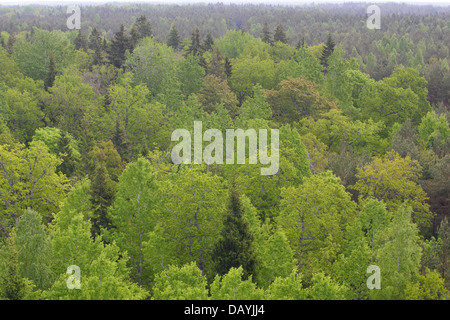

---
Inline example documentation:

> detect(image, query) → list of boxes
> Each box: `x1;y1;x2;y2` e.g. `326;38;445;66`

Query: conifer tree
88;27;101;51
108;24;131;69
211;187;256;281
167;24;180;50
44;54;56;91
135;15;152;39
224;57;232;78
112;117;130;162
129;25;140;52
74;30;88;51
320;33;336;68
187;28;202;57
261;22;272;44
57;130;78;177
203;32;214;52
6;32;15;55
273;23;287;44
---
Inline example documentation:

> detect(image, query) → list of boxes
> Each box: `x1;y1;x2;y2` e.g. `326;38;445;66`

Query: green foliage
352;151;433;228
210;266;264;300
13;28;75;81
370;205;422;300
103;158;160;286
152;262;208;300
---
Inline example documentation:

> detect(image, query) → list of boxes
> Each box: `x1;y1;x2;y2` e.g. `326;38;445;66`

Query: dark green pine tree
112;117;131;163
44;54;57;91
92;44;103;67
203;32;214;52
320;33;335;68
88;27;102;51
90;162;115;237
261;22;272;44
224;57;232;78
167;24;180;50
108;24;131;69
210;187;256;281
273;23;287;44
296;37;305;49
129;24;140;53
6;32;15;55
0;36;5;49
57;130;78;177
187;27;202;57
74;29;88;51
135;15;152;39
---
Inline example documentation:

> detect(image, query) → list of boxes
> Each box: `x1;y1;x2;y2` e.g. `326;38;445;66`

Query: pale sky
0;0;449;5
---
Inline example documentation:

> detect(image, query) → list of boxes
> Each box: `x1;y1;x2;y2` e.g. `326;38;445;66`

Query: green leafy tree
371;205;422;300
230;55;277;101
405;268;448;300
14;208;54;290
103;158;160;287
210;266;264;300
0;140;69;228
265;77;336;123
279;172;356;279
0;235;37;300
352;151;432;228
44;184;148;300
13;28;75;81
152;262;208;300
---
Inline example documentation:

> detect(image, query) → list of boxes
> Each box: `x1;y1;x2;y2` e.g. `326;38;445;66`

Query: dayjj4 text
184;304;265;317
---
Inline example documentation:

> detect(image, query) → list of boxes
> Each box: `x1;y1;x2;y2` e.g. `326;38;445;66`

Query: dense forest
0;2;449;300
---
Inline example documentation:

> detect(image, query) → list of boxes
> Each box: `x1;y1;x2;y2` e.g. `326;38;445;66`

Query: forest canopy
0;2;449;301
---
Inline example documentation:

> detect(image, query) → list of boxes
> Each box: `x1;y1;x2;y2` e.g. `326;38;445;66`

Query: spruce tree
89;27;102;51
320;33;335;68
44;54;57;91
135;15;152;39
224;57;232;78
273;23;287;44
112;117;130;162
6;32;15;55
129;25;140;52
57;130;78;177
187;27;202;57
208;46;226;79
167;24;180;50
261;22;272;44
296;37;305;49
203;32;214;52
74;29;88;51
211;187;256;281
108;24;131;69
